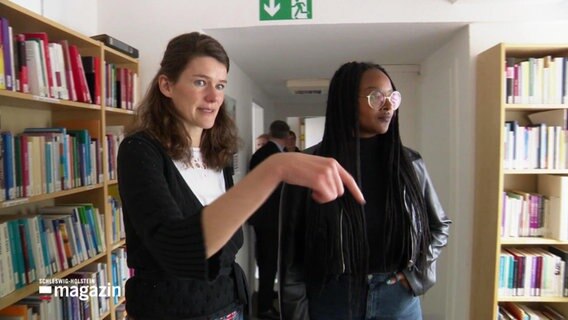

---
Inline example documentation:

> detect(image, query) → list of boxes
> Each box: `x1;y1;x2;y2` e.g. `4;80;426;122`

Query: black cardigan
117;131;247;319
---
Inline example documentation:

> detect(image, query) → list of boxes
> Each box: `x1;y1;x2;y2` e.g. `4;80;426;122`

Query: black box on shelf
91;34;139;58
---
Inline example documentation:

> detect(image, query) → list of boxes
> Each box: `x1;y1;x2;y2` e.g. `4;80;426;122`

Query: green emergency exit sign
260;0;312;21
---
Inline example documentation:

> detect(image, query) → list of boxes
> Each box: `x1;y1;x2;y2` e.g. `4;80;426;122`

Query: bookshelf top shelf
501;238;568;245
0;184;103;209
498;296;568;303
500;43;568;57
503;169;568;175
102;46;139;65
505;104;568;111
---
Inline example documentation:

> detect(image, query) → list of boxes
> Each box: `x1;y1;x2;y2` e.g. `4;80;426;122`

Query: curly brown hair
128;32;239;170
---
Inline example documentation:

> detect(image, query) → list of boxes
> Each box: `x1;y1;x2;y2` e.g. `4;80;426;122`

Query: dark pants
253;226;279;313
309;274;422;320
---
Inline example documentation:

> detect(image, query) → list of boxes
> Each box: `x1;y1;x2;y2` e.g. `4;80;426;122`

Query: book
15;34;28;93
90;34;138;58
540;305;566;320
528;109;567;128
67;44;91;103
548;246;568;297
23;32;54;98
0;221;15;296
0;19;6;90
24;39;47;97
59;40;76;101
1;17;14;91
1;132;15;200
0;304;28;320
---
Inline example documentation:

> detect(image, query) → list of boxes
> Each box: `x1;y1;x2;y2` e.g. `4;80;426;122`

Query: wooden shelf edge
501;238;568;245
505;104;568;110
111;239;126;251
499;296;568;303
0;184;104;209
112;296;126;309
0;90;102;111
105;107;135;115
504;169;568;175
102;46;139;64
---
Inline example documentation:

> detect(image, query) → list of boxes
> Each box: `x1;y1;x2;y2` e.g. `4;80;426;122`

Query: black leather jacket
278;146;451;320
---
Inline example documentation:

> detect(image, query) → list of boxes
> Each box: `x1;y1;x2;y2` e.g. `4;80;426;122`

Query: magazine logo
38;278;121;301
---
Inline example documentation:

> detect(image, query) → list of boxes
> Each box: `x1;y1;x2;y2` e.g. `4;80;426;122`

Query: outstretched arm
202;152;365;258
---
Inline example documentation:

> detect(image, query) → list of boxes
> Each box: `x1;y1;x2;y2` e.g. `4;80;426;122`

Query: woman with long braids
279;62;451;320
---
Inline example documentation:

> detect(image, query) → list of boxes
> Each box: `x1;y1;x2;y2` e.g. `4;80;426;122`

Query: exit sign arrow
264;0;281;17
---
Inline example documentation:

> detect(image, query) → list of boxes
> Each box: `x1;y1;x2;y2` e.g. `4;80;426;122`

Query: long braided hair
305;61;431;311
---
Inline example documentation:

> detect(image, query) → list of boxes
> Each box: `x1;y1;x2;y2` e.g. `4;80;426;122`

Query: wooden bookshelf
0;0;136;319
472;43;568;319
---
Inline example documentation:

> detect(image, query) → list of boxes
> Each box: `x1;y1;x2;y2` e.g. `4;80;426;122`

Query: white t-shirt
173;148;226;206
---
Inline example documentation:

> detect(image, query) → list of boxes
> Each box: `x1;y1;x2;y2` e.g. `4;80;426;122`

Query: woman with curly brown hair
117;32;364;320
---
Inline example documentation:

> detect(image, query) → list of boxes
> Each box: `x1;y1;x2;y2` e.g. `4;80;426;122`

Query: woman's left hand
387;272;410;290
396;272;411;290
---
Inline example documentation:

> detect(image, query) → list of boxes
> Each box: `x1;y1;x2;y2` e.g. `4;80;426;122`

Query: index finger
337;165;366;204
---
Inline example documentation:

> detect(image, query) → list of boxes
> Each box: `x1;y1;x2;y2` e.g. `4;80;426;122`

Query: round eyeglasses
362;90;402;110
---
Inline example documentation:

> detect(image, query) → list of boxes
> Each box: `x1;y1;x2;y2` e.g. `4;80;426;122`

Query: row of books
499;247;567;298
504;109;568;170
0;262;113;320
0;16;138;109
503;191;552;239
108;196;125;244
110;247;130;305
0;128;100;202
504;55;568;105
502;175;568;241
499;302;565;320
105;64;138;110
504;122;567;170
0;125;126;202
64;262;112;320
0;203;107;298
106;125;124;181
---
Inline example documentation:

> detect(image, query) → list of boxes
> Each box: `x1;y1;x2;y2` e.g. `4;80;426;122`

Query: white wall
420;26;472;320
275;102;325;121
12;0;98;35
385;65;421;150
222;62;275;283
43;0;97;35
304;116;325;149
10;0;40;14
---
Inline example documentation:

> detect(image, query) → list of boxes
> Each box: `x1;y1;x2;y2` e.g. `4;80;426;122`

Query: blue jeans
128;304;244;320
309;274;422;320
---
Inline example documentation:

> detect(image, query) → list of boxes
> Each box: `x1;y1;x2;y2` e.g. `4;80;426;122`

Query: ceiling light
286;79;329;95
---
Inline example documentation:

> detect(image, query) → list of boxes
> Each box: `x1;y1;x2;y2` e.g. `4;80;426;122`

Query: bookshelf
472;43;568;319
0;0;136;319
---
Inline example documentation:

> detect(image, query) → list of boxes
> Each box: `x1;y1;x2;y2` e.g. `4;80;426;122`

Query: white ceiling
206;22;467;106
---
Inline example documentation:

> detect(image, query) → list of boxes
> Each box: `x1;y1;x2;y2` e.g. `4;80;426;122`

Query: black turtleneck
359;135;405;273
